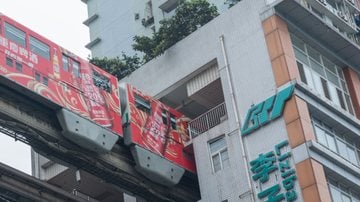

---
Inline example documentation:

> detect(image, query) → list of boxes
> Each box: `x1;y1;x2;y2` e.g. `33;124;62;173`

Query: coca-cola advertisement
124;84;196;173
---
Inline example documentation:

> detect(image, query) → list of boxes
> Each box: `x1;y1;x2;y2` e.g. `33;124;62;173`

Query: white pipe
220;35;255;201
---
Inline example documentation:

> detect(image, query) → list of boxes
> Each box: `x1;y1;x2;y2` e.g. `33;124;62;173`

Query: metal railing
188;102;227;139
72;189;99;202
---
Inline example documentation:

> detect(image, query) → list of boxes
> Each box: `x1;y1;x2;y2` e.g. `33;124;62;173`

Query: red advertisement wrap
126;84;196;173
0;15;122;137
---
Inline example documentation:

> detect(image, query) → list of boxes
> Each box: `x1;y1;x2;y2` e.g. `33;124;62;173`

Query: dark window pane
162;110;167;125
6;57;13;67
30;36;50;60
35;72;41;82
336;89;346;110
93;70;111;93
297;61;307;84
170;114;177;130
43;77;48;86
72;60;80;78
321;78;331;100
62;54;69;72
4;22;26;47
15;62;22;72
134;95;151;114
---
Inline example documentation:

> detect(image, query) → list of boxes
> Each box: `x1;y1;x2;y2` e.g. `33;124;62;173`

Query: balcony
272;0;360;72
188;102;227;139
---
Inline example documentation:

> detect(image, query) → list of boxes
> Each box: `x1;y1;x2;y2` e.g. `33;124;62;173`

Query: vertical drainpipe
220;35;255;201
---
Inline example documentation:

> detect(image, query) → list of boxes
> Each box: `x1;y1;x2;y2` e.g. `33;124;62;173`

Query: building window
291;34;354;115
328;178;360;202
170;113;177;130
4;22;26;47
209;136;229;173
312;118;360;167
29;36;50;60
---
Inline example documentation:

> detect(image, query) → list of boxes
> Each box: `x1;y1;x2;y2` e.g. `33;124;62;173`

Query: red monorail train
0;14;195;186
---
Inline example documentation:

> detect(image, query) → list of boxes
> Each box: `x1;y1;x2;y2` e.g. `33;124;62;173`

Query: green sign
250;140;297;202
241;84;294;136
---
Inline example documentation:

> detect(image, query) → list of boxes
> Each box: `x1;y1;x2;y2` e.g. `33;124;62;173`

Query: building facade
35;0;360;201
120;0;360;201
81;0;233;57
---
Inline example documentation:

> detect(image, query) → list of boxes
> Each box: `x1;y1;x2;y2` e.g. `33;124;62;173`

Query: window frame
291;34;355;115
208;136;229;173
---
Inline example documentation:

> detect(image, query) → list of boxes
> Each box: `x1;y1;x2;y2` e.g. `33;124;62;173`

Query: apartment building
34;0;360;201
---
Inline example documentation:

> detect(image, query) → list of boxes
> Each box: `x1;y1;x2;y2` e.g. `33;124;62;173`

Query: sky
0;0;90;174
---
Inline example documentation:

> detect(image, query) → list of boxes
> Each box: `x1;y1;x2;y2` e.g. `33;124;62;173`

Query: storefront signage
250;140;297;202
241;84;294;136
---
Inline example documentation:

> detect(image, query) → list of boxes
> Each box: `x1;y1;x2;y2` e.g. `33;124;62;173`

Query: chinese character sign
250;140;297;202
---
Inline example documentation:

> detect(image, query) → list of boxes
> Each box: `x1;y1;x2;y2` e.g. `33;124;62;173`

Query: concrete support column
262;15;332;202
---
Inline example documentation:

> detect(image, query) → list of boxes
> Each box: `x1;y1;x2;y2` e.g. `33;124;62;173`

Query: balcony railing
188;102;227;139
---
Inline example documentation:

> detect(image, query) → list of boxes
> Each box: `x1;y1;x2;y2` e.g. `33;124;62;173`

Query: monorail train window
72;60;80;78
35;72;41;82
134;94;151;114
15;62;22;72
170;114;177;130
30;36;50;60
92;70;111;92
43;77;48;86
6;56;13;67
162;110;168;124
62;54;69;72
4;22;26;47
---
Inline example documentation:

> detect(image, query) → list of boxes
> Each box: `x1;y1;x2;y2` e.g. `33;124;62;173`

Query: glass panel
297;61;308;84
4;22;26;47
336;89;346;110
341;81;348;92
322;57;337;74
328;83;340;105
210;138;226;153
291;35;306;52
294;48;309;66
62;54;69;72
321;78;331;100
15;62;22;72
337;140;348;160
35;72;41;82
346;146;358;165
304;67;315;89
307;46;321;63
315;125;327;146
344;94;354;115
221;149;230;168
170;114;177;130
326;69;340;87
212;154;221;172
330;186;342;202
326;133;337;152
6;57;13;67
134;95;151;113
29;36;50;60
93;70;111;93
310;59;325;77
43;77;48;86
341;194;351;202
72;60;80;78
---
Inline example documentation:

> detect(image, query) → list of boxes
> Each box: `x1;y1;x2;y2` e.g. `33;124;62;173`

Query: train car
0;14;122;153
0;14;196;186
120;84;196;186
